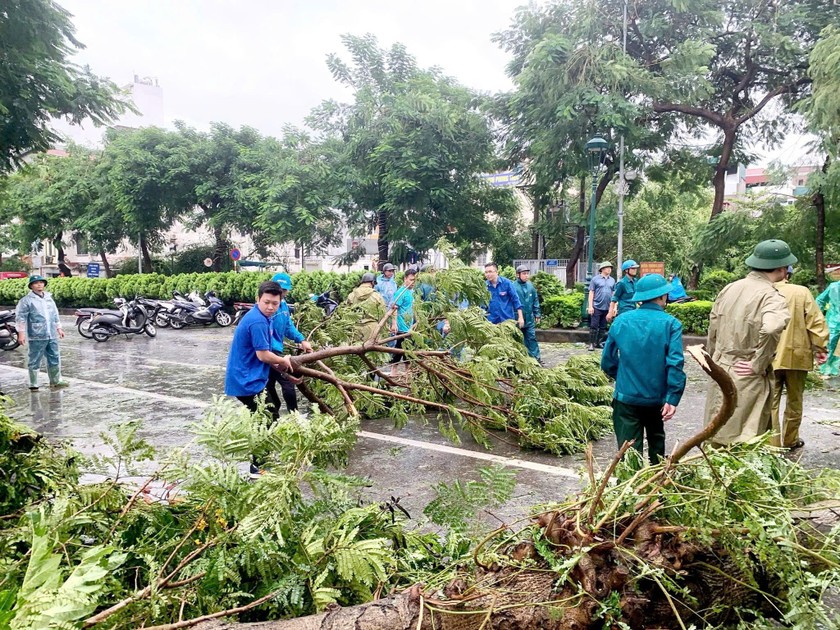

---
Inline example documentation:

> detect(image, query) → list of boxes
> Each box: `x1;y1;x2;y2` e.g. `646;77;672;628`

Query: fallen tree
192;346;840;630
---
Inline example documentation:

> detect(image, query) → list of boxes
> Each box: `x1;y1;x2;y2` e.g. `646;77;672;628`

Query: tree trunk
99;249;112;278
566;177;588;289
377;210;389;267
212;223;226;273
195;591;425;630
531;203;540;259
688;263;702;290
710;126;737;220
140;233;154;273
814;154;830;291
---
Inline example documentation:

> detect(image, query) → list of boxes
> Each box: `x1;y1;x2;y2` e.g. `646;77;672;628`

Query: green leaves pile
0;400;460;628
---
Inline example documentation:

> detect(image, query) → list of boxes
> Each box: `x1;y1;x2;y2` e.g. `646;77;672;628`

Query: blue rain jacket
601;302;686;407
270;301;305;353
375;274;397;305
16;290;62;340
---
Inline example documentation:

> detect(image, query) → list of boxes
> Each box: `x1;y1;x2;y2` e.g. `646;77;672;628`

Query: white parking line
0;364;579;477
357;431;579;478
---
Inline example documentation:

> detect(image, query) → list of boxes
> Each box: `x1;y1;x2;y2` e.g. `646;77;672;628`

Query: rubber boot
28;368;40;390
47;364;68;388
587;328;596;351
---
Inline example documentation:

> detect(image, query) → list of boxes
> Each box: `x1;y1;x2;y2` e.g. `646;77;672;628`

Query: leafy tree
102;127;196;272
2;146;95;267
493;0;839;286
798;25;840;289
0;0;129;171
249;129;346;261
310;34;517;265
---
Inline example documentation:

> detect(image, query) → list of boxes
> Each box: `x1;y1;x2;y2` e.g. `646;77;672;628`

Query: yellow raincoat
345;284;386;343
704;272;791;445
772;281;828;372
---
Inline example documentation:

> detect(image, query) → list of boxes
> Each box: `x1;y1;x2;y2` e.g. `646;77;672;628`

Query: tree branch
652;102;725;128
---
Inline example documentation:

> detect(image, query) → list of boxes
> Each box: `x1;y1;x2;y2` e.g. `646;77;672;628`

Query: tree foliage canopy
0;0;129;171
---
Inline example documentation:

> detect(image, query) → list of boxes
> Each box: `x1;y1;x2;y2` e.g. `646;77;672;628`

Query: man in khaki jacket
704;240;794;446
771;267;829;448
345;273;387;343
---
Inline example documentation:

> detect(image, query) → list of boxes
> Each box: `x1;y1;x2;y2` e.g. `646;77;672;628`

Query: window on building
75;236;89;255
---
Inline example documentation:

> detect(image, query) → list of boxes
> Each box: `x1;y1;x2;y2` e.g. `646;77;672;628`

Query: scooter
75;298;128;338
88;298;156;342
0;310;20;351
152;291;190;328
168;291;231;328
313;290;339;317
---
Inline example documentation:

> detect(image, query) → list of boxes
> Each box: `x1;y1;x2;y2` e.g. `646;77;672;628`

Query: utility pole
616;0;628;271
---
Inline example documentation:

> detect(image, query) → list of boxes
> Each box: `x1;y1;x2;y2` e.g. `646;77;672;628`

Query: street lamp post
585;135;609;281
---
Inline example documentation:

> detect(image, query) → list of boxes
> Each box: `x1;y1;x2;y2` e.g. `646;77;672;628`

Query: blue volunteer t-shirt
224;305;273;397
486;276;523;324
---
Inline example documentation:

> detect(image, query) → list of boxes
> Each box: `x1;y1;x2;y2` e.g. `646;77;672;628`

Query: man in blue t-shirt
267;273;314;414
484;263;524;328
224;281;292;413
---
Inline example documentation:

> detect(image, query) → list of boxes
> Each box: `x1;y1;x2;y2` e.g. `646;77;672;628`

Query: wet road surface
1;316;839;525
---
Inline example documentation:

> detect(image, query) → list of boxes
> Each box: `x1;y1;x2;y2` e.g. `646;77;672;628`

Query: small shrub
531;272;565;301
686;289;714;301
666;301;713;336
540;292;585;328
698;270;737;295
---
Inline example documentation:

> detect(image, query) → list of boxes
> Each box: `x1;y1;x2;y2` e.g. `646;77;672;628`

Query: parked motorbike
75;298;128;338
168;291;231;328
313;290;339;317
0;310;20;351
88;298;157;342
152;291;190;328
232;302;253;326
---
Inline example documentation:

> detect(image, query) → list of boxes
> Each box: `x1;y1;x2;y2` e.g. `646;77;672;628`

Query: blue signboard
230;248;242;261
545;259;559;267
86;263;100;278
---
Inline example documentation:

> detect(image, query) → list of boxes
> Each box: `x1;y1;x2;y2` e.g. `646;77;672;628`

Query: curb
536;328;707;349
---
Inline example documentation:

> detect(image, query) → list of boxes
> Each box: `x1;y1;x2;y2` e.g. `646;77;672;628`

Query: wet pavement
1;316;839;525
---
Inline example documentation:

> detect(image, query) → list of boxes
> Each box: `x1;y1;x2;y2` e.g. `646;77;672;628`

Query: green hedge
665;301;713;336
698;270;737;295
0;270;377;309
540;292;586;329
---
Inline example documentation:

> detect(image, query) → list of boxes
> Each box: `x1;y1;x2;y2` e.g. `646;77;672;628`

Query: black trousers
267;370;298;412
589;308;609;345
390;337;406;363
612;399;666;465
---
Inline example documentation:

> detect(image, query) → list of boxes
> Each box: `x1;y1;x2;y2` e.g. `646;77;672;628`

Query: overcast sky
56;0;519;139
54;0;813;165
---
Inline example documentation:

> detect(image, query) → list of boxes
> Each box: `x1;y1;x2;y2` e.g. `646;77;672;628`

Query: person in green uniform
600;274;686;464
608;260;639;321
513;265;542;362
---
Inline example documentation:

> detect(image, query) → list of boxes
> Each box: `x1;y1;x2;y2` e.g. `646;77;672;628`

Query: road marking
0;365;211;408
357;430;579;478
0;365;579;477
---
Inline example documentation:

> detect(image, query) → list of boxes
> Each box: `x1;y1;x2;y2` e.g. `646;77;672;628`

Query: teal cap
271;272;293;291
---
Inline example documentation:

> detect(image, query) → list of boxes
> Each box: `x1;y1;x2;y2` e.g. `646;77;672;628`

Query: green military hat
598;261;613;271
631;273;673;302
745;239;797;270
28;274;48;287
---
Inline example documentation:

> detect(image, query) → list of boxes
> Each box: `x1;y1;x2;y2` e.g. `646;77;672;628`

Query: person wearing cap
267;273;313;415
703;239;794;447
587;261;616;350
345;272;386;342
513;265;542;361
375;263;398;305
816;279;840;378
16;275;68;390
601;274;685;464
484;263;525;328
770;266;828;449
608;260;640;321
